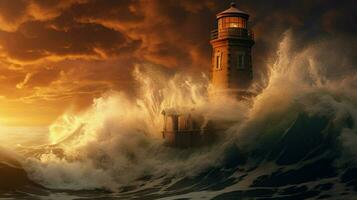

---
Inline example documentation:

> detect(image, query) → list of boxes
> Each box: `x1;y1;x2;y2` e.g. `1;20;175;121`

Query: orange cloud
0;0;354;126
16;72;32;89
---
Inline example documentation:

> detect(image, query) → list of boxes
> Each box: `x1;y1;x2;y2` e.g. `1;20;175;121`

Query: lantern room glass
218;17;247;33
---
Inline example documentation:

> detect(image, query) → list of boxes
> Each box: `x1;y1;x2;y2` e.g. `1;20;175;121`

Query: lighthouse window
215;52;222;70
237;54;245;69
228;17;239;28
220;17;246;29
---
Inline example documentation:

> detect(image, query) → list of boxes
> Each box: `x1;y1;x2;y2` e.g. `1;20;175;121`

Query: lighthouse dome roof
217;2;249;19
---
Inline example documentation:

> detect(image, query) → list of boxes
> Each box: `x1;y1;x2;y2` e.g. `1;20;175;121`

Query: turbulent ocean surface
1;33;356;200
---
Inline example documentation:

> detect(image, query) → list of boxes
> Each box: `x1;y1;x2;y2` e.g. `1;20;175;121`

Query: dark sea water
1;109;357;200
1;33;356;200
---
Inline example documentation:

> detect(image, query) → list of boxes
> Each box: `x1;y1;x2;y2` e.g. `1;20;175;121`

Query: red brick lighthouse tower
210;2;254;98
162;2;256;147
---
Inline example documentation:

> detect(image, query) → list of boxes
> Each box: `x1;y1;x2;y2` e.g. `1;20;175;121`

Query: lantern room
211;2;253;40
217;2;249;32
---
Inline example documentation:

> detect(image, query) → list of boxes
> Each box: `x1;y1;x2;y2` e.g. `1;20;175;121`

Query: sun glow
0;125;48;147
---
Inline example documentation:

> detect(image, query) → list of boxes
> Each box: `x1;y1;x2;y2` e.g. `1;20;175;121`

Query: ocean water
0;32;356;200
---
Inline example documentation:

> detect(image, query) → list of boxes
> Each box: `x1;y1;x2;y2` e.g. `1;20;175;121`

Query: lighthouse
210;2;254;98
161;3;255;147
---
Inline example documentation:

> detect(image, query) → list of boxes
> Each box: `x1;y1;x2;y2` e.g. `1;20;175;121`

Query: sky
0;0;355;127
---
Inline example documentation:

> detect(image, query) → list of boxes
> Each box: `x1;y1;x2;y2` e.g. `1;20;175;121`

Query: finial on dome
230;2;236;8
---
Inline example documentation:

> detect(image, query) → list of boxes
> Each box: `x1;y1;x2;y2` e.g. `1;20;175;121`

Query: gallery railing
211;28;254;40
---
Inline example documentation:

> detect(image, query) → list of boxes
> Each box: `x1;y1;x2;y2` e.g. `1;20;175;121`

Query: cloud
0;20;140;63
16;72;32;89
0;0;355;125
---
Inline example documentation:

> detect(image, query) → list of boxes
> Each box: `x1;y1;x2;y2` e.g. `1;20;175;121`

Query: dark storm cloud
0;0;217;68
0;13;141;62
0;0;355;109
0;0;28;23
0;0;355;64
